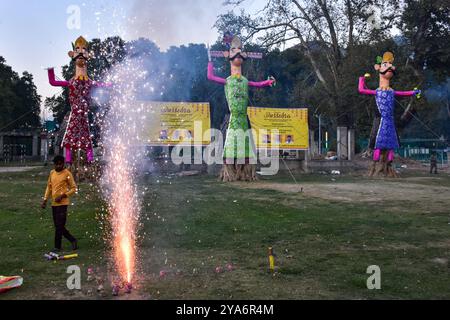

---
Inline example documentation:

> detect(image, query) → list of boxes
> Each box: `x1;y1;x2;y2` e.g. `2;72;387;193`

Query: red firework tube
124;282;133;294
112;284;120;296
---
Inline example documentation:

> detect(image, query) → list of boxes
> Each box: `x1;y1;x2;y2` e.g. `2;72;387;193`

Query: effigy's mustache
72;54;88;62
379;67;396;75
229;53;248;61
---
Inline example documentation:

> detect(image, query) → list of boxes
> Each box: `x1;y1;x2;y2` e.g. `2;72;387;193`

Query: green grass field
1;166;450;300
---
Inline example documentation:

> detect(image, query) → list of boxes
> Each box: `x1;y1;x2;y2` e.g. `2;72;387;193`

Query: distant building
0;129;41;162
0;121;59;163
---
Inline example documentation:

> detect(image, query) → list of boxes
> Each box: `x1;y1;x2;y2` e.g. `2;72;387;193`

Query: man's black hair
53;155;65;164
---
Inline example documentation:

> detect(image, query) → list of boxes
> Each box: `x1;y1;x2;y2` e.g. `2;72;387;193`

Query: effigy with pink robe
48;68;110;163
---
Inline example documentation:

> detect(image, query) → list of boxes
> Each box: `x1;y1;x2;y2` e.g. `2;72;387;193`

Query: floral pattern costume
63;77;94;154
223;75;256;161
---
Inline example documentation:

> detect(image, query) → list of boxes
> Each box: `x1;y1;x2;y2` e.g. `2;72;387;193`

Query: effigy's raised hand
268;76;277;87
414;88;422;99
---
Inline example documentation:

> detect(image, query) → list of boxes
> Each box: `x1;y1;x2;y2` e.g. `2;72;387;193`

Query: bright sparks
99;57;147;285
107;143;137;283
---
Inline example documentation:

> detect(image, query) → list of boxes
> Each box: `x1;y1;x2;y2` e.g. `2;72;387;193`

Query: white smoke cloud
127;0;231;50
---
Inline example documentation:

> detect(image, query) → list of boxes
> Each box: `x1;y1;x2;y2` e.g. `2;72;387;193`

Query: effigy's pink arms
394;90;416;97
207;62;226;85
358;77;376;95
249;79;274;88
93;81;113;88
48;68;69;87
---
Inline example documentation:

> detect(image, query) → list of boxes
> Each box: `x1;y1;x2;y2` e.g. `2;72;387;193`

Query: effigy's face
231;55;243;67
229;46;247;67
68;46;90;69
375;61;396;81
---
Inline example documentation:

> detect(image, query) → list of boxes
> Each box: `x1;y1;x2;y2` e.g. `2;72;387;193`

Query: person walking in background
41;155;78;252
430;153;438;174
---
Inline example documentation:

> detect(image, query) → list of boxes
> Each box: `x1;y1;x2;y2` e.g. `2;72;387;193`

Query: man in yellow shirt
41;155;78;252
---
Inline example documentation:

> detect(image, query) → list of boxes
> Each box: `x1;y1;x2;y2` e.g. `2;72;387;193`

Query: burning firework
105;142;138;284
99;57;148;292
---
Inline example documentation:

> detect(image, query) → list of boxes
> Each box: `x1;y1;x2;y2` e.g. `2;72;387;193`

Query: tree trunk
218;164;258;182
367;150;399;178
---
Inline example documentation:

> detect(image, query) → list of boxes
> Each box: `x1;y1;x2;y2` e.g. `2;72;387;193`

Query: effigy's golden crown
73;36;89;49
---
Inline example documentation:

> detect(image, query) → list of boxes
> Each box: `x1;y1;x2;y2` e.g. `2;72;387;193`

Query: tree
0;56;20;129
395;0;450;141
400;0;450;81
14;72;41;128
0;56;41;131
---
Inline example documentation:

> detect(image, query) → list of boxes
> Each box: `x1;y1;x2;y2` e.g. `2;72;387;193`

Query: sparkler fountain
99;57;148;296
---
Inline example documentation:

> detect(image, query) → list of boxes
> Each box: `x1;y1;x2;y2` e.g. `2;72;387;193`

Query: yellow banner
140;102;211;146
248;107;309;150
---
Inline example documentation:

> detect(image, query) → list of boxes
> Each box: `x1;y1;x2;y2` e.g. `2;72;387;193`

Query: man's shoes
71;240;78;251
51;248;62;253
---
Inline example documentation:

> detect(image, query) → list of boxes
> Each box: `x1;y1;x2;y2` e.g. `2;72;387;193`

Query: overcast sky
0;0;264;119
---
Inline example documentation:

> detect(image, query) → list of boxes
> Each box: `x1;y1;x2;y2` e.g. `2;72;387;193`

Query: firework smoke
128;0;229;50
99;57;148;285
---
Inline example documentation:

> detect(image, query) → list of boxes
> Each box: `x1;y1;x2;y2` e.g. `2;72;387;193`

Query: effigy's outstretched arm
395;89;421;97
48;68;69;87
358;76;376;95
248;79;275;88
207;62;226;85
93;81;113;88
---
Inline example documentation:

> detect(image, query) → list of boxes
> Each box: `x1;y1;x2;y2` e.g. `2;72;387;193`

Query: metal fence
3;144;27;164
357;138;448;164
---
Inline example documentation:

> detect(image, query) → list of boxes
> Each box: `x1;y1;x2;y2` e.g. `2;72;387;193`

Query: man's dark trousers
430;162;438;174
52;206;76;250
